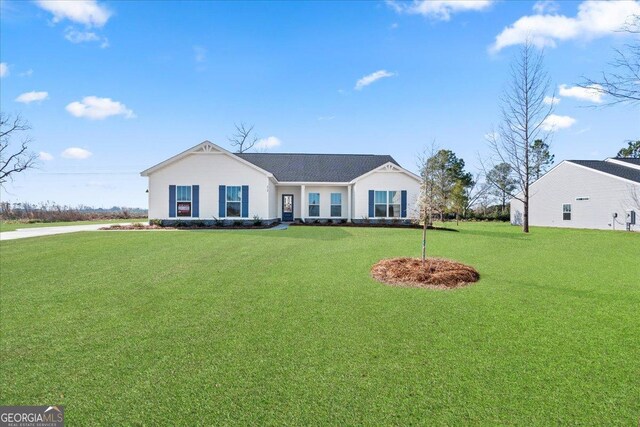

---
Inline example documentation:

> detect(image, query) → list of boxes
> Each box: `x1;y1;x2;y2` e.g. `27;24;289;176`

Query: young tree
417;145;440;266
486;163;517;213
1;113;37;186
617;140;640;158
228;122;258;153
579;15;639;106
530;139;554;180
485;40;554;233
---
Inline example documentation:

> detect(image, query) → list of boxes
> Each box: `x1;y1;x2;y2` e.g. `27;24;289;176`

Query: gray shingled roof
236;153;399;182
614;157;640;166
569;160;640;183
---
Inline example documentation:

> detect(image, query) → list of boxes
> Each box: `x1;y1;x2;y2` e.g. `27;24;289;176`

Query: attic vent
576;196;590;201
201;144;215;152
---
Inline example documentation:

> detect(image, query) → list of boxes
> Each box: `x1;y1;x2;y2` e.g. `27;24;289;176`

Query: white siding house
141;141;421;224
510;158;640;231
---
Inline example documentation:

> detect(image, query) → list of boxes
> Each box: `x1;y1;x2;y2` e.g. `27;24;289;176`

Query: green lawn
1;223;638;425
0;218;146;232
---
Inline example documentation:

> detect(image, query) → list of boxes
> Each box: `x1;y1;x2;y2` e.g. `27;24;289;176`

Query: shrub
149;219;163;227
253;215;263;226
233;220;243;227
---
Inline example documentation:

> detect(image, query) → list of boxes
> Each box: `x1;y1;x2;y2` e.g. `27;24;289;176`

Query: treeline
418;139;553;224
0;201;147;223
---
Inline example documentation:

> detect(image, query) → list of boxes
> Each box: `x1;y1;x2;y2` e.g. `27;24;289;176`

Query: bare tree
1;113;37;186
485;40;555;233
462;173;490;216
228;122;258;153
579;15;640;106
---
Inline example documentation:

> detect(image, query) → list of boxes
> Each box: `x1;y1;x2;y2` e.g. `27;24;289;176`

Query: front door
282;194;294;222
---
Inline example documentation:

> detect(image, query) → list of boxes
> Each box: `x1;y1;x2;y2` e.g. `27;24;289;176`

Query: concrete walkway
0;223;134;241
269;223;289;230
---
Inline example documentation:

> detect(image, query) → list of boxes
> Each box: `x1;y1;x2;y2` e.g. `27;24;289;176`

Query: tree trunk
422;206;428;267
523;183;529;233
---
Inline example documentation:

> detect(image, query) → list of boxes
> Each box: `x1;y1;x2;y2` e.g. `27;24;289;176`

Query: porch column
301;184;306;222
347;184;352;222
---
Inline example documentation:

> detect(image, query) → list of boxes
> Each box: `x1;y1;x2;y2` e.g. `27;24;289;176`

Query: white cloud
558;84;604;103
541;114;576;131
36;0;111;27
255;136;282;150
388;0;493;21
39;151;54;161
15;91;49;104
0;63;8;78
533;0;559;14
491;0;640;52
543;95;560;105
61;147;93;159
355;70;396;90
19;69;34;77
66;96;135;120
64;27;109;47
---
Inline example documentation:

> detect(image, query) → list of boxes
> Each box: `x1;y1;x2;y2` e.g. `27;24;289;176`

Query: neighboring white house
510;157;640;231
140;141;421;224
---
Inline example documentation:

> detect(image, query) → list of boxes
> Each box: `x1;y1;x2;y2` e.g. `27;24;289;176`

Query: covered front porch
275;183;353;222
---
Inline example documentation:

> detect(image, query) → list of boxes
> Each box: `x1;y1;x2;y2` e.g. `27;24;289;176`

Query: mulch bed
99;224;276;230
100;224;165;230
371;257;480;290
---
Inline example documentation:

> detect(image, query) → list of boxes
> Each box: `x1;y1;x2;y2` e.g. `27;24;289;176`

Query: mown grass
1;223;638;425
0;218;146;232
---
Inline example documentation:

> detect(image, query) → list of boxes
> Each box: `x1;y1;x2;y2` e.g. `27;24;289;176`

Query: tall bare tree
1;113;37;186
579;15;640;106
228;122;258;153
485;40;554;233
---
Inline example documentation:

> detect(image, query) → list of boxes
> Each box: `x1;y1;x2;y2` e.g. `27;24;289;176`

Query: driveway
0;223;135;241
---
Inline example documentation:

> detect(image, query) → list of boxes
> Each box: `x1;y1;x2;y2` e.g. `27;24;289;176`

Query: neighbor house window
226;186;242;217
331;193;342;217
309;193;320;217
563;204;571;221
176;185;192;217
374;190;401;218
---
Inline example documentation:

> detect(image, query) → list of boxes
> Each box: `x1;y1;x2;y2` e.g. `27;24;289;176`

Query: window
374;190;401;218
176;185;192;217
226;186;242;217
309;193;320;217
388;191;401;218
563;204;571;221
330;193;342;217
576;196;590;201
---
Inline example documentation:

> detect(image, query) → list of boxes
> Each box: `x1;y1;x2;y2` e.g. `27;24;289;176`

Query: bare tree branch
0;112;38;186
227;122;258;153
578;14;640;107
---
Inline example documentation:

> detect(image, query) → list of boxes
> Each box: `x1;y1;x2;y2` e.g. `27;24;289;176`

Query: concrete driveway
0;223;135;241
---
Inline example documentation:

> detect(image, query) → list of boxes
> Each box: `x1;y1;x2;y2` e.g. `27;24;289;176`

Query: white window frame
330;193;342;217
176;185;192;218
374;190;401;218
309;192;320;217
226;186;243;218
562;203;572;221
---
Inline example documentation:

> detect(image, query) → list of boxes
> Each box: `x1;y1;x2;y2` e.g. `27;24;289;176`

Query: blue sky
1;0;638;208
